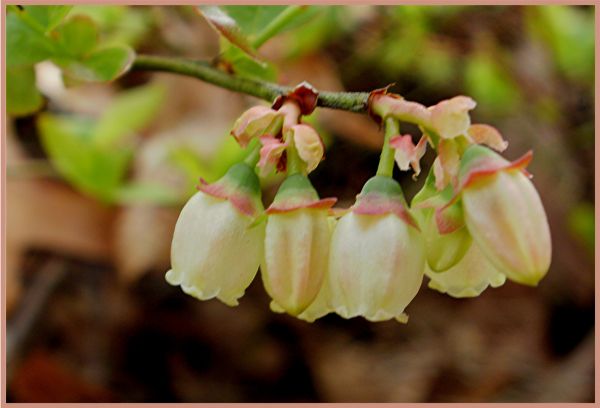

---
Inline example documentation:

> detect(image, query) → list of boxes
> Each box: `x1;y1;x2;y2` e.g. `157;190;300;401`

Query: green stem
244;139;261;167
132;54;369;112
252;6;308;49
285;132;304;176
376;117;399;177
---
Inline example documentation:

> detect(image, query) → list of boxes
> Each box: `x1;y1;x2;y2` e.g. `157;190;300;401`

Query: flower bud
166;163;265;306
261;174;336;315
289;124;324;173
412;169;472;272
231;106;283;147
459;145;551;286
426;242;506;298
326;176;425;322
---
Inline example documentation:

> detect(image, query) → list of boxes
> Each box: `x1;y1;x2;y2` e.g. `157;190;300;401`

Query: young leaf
57;44;135;82
198;6;260;60
7;66;44;116
93;83;166;147
53;15;98;58
38;114;132;202
18;5;73;32
221;42;277;82
6;13;55;67
223;5;308;48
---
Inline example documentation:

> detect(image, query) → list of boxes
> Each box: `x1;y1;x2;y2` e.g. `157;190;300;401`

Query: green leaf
221;41;277;82
38;114;132;202
93;83;166;147
198;6;260;60
527;6;594;85
464;52;521;116
19;5;73;32
7;66;44;116
6;12;55;67
220;6;287;38
56;44;135;82
115;182;179;205
567;202;595;256
53;15;98;58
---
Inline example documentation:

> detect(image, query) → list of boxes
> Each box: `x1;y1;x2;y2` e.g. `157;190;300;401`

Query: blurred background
5;5;595;402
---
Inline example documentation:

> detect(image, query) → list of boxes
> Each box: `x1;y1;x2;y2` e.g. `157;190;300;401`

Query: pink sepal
352;193;419;230
430;150;533;234
197;178;258;217
459;150;533;191
266;197;337;214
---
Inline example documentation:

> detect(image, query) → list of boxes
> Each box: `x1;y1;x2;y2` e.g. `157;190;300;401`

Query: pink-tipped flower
459;145;552;286
231;106;283;147
166;163;265;306
261;174;336;315
426;242;506;298
326;176;425;322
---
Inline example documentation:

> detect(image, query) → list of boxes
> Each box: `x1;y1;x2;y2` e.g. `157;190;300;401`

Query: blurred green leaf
6;12;55;67
283;7;345;59
220;6;288;37
527;6;594;85
70;5;152;47
93;83;166;147
56;44;135;82
198;6;260;60
567;202;595;255
18;5;73;32
38;114;132;202
464;52;521;116
221;41;278;82
54;15;98;57
7;66;44;116
115;182;179;205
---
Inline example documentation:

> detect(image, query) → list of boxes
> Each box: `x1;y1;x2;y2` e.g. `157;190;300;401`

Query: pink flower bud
166;163;265;306
459;146;552;286
231;106;283;147
261;175;336;315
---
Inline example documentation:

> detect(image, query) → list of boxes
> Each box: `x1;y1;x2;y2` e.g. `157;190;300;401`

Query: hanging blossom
165;82;552;324
166;163;265;306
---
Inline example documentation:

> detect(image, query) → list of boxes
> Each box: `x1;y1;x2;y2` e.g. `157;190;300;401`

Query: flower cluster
166;84;552;323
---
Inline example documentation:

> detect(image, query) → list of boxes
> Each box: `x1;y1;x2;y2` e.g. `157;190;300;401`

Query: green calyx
458;144;506;181
359;175;406;202
273;173;319;204
220;162;262;198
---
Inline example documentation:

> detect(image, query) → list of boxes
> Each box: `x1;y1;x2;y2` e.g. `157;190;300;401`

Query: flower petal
429;95;476;139
231;106;282;147
257;135;287;177
467;124;508;152
390;134;428;178
290;124;324;173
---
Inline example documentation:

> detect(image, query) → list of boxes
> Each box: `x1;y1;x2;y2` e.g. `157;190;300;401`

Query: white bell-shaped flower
261;174;336;315
166;163;265;306
326;176;426;322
